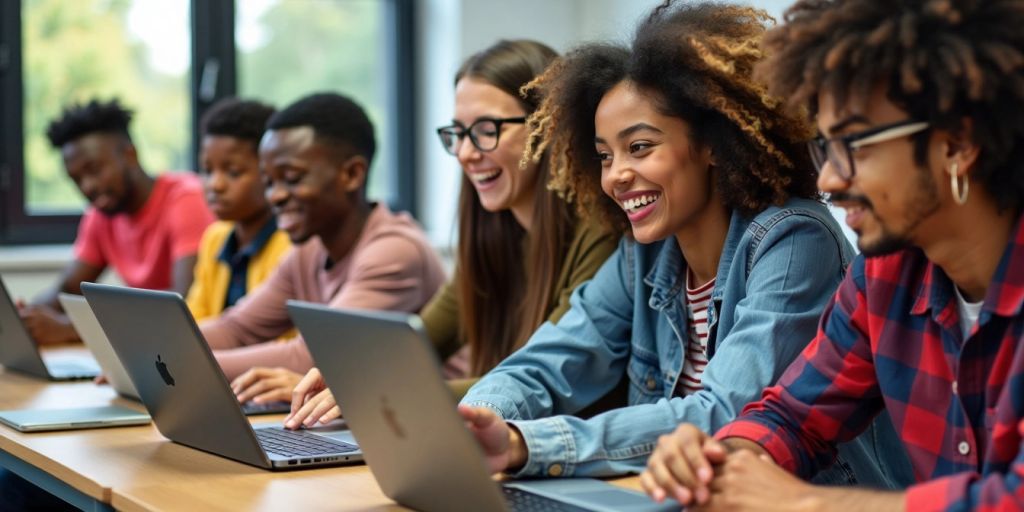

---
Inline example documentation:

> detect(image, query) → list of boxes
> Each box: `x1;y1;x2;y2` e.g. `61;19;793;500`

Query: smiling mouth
470;169;502;185
621;193;660;213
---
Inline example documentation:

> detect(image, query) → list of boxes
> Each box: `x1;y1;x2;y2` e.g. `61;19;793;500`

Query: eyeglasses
808;120;930;181
436;117;526;156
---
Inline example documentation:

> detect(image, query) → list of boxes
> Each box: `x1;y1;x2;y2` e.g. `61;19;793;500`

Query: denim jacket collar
643;210;750;311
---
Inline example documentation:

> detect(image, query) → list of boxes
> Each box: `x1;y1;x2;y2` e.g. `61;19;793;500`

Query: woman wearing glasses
272;40;618;428
452;1;911;487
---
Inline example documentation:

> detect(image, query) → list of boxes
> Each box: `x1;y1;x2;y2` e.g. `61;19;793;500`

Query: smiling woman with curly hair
455;0;912;488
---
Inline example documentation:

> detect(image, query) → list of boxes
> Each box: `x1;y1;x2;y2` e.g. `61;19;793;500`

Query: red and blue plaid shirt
717;216;1024;511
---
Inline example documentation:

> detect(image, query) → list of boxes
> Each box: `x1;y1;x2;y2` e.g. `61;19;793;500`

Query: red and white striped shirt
676;271;715;396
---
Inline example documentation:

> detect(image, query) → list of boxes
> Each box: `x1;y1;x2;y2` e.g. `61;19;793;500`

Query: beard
836;165;941;257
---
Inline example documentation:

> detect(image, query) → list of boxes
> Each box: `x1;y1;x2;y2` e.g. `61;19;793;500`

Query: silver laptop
0;405;150;432
60;293;140;399
0;277;99;381
81;283;363;470
58;293;289;415
289;302;678;512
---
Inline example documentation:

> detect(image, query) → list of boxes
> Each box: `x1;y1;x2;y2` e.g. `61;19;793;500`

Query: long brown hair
454;40;574;376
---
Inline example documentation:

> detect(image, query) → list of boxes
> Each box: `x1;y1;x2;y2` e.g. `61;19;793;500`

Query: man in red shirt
18;99;213;345
640;1;1024;511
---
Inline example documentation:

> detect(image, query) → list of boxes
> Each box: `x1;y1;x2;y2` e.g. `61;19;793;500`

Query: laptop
289;302;678;512
58;293;289;416
0;405;150;432
0;277;100;380
80;282;363;470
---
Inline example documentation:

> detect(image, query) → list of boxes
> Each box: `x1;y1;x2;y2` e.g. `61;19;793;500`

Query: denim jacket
462;198;913;485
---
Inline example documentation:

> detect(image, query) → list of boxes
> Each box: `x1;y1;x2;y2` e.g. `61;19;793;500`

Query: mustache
829;192;873;209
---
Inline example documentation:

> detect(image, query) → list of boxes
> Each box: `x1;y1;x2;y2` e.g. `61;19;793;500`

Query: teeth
471;169;501;183
623;194;659;212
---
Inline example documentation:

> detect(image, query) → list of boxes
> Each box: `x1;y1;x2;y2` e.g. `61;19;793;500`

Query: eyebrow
594;123;663;145
826;115;872;136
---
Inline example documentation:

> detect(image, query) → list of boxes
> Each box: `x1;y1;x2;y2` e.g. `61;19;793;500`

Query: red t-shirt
73;172;214;289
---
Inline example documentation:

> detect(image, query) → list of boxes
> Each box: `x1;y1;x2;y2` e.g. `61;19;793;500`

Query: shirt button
952;381;958;394
548;464;564;477
958;441;970;455
646;377;657;390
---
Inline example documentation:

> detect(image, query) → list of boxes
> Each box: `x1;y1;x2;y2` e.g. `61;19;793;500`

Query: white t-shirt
953;286;983;340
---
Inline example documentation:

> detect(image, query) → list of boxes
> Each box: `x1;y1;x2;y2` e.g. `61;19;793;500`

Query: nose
601;157;635;194
206;170;228;194
79;175;99;199
265;179;289;207
455;135;481;165
816;159;849;195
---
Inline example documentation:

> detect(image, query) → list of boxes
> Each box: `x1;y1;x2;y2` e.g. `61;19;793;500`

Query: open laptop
81;282;363;470
289;302;678;512
58;293;289;416
0;277;99;380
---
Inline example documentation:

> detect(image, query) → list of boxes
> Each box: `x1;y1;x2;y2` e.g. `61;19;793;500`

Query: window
0;0;414;245
236;0;398;203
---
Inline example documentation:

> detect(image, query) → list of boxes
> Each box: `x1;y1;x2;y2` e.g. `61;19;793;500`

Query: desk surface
0;360;642;511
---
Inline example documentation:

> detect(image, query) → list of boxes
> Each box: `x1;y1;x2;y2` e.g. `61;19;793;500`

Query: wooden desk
0;369;644;511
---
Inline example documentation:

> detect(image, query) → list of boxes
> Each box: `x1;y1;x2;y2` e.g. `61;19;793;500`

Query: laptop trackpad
507;478;680;512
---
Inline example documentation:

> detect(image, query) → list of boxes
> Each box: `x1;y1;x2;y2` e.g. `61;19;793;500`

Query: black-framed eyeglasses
809;120;930;181
436;117;526;156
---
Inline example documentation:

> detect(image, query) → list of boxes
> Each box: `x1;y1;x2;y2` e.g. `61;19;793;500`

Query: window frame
0;0;416;245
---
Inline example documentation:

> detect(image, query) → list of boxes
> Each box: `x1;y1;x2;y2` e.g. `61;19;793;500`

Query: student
18;98;213;345
454;1;909;488
186;98;292;322
640;0;1024;509
253;40;618;424
199;92;446;380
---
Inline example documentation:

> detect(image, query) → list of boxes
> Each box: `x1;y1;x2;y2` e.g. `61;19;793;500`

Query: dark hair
200;98;276;149
526;1;819;235
46;98;134;148
452;39;571;376
266;92;376;165
757;0;1024;212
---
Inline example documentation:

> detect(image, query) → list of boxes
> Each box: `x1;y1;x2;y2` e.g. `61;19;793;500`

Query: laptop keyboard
502;486;593;512
254;427;358;457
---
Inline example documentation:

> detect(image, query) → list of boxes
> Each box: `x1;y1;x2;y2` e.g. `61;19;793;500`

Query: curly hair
756;0;1024;212
46;98;133;148
200;98;276;149
524;1;818;234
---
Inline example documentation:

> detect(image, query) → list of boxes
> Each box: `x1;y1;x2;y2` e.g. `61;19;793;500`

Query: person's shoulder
157;172;205;200
364;203;432;246
200;220;234;245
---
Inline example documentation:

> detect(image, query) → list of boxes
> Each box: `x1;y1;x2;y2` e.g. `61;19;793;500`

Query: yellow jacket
186;220;292;322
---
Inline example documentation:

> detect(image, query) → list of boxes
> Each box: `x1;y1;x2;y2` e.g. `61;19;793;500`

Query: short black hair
46;98;133;148
266;92;376;165
200;98;276;149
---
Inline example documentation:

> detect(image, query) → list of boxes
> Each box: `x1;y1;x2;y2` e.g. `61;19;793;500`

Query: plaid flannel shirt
717;216;1024;511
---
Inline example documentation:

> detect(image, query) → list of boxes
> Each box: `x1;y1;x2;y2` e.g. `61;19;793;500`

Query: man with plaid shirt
640;0;1024;510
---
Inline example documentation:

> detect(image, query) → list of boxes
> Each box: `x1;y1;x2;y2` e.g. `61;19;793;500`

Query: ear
337;154;369;194
121;141;140;168
944;118;980;178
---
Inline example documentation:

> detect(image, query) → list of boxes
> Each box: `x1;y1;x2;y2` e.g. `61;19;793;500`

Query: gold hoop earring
950;162;968;206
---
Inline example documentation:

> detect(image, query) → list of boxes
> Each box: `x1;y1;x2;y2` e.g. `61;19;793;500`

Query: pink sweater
201;204;446;379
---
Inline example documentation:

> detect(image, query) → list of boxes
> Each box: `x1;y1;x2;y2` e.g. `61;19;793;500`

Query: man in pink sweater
200;92;445;381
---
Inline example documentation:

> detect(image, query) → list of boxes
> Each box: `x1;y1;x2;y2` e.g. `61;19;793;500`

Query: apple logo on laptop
380;396;405;439
155;355;175;386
